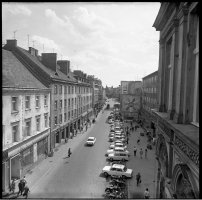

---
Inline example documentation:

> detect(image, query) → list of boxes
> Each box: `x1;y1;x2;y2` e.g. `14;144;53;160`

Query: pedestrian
144;188;150;199
68;148;72;157
134;146;137;156
140;148;143;159
10;179;15;193
126;137;129;144
44;148;48;158
23;184;30;199
145;149;148;158
21;176;27;191
17;180;24;196
136;173;141;186
137;138;140;145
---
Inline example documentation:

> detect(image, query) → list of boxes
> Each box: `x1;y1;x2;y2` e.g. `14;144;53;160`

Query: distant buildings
120;81;142;120
140;71;158;136
2;39;103;193
153;2;199;198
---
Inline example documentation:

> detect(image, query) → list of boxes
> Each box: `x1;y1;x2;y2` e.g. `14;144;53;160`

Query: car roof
114;147;124;150
112;164;125;169
88;137;95;139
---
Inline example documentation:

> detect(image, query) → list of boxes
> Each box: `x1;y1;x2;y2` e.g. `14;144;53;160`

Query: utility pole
13;30;17;39
27;34;30;48
32;40;35;48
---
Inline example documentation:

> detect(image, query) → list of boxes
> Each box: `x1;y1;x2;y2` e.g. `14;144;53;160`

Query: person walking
136;173;141;186
144;188;150;199
10;179;15;193
145;149;148;159
23;184;30;199
68;148;72;158
140;148;143;159
21;176;27;192
137;138;140;145
17;180;24;196
134;146;137;156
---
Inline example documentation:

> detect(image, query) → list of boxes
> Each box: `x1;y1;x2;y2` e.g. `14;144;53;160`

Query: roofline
142;70;158;80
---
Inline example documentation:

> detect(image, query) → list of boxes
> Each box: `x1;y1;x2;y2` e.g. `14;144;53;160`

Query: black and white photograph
2;2;199;199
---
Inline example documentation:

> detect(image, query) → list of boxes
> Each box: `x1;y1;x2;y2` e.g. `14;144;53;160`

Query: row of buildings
2;39;105;192
108;2;199;199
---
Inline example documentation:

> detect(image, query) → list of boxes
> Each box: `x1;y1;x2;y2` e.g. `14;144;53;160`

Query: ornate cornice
175;136;199;167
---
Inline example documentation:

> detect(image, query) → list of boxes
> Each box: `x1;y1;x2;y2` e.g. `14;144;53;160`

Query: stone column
173;6;189;123
158;38;166;112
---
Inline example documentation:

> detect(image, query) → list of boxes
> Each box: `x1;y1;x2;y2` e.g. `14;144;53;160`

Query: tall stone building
153;2;199;198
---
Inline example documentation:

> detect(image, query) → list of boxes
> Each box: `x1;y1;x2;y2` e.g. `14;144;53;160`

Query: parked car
106;147;129;156
86;137;96;146
109;142;127;149
108;152;129;161
102;164;133;178
113;136;126;142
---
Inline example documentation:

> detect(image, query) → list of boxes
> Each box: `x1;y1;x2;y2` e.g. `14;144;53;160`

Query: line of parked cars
101;111;133;198
102;112;133;179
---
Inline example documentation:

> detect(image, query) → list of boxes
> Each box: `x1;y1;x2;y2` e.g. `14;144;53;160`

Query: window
59;85;62;94
54;100;58;110
36;95;40;108
68;86;70;94
71;110;73;117
12;123;19;142
64;99;67;108
54;85;58;94
36;117;40;132
68;99;70;107
44;114;48;128
55;116;57;125
64;86;67;94
60;100;62;109
11;97;18;112
59;114;62;124
25;119;31;136
72;86;74;94
64;113;67;122
68;112;70;120
25;96;30;109
44;95;48;107
75;98;76;105
71;98;74;108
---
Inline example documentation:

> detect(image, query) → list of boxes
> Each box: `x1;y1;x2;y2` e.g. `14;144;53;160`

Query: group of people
133;146;148;159
10;176;30;198
124;120;151;199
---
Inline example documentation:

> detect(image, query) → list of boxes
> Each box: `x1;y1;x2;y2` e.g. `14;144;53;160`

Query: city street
26;106;112;198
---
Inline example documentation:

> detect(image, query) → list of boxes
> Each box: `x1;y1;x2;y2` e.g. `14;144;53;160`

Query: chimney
6;39;17;48
41;53;57;71
29;47;38;57
57;60;70;75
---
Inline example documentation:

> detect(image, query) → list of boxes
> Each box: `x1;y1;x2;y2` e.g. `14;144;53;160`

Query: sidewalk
126;122;157;199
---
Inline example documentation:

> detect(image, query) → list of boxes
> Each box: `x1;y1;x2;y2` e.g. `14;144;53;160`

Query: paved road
29;104;114;198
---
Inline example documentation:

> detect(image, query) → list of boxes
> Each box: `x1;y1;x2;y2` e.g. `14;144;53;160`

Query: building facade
140;71;158;136
153;2;199;198
120;81;142;120
2;48;51;192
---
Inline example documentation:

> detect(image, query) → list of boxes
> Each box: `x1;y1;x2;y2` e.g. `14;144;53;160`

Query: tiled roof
16;47;77;83
2;49;48;89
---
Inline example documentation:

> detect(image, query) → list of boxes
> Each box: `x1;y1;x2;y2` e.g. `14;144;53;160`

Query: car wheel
104;172;108;177
122;175;127;179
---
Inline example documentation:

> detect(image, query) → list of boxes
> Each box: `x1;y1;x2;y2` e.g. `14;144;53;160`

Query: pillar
173;6;189;123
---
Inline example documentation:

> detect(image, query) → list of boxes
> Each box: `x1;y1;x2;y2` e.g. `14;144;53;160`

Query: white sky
2;2;160;87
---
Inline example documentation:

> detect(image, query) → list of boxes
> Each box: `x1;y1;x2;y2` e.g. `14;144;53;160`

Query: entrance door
11;155;21;180
56;132;60;143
